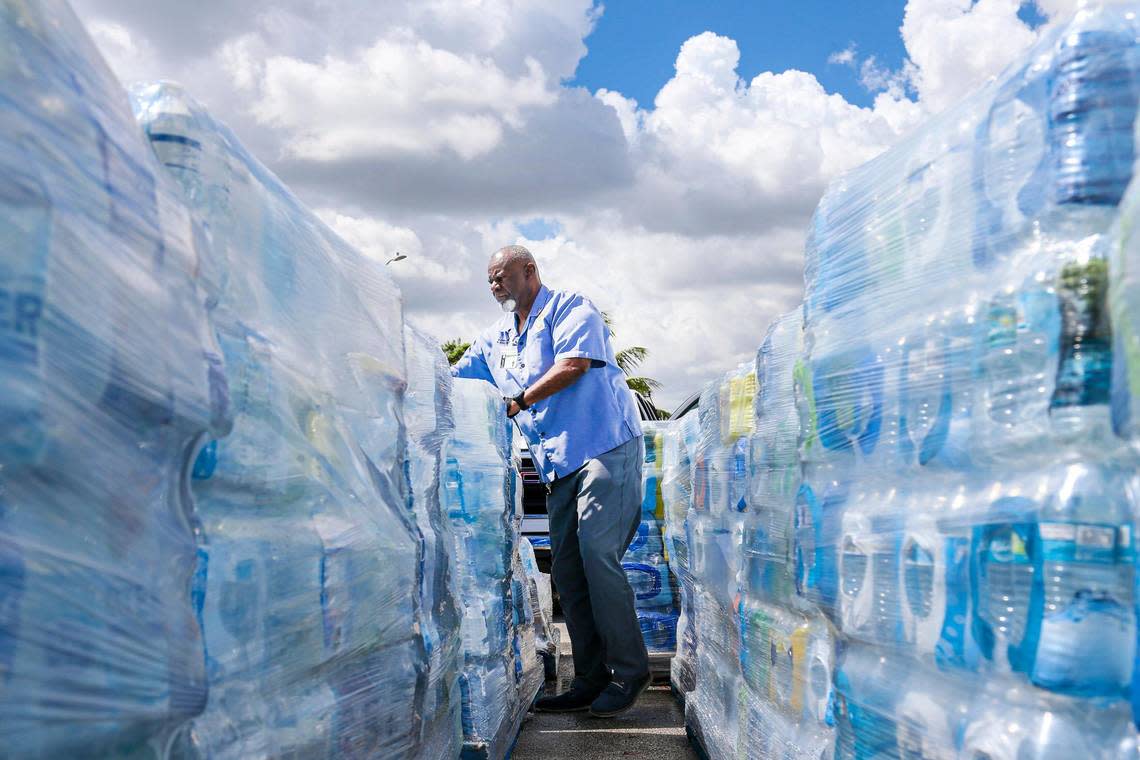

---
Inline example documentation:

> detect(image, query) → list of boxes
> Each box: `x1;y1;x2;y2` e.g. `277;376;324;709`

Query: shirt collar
503;285;553;338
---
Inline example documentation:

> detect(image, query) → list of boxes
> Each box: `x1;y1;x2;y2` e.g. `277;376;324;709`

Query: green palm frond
601;310;615;338
441;338;471;365
625;376;662;397
615;345;648;374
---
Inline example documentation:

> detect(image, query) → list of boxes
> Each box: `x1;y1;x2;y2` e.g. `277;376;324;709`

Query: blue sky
573;1;1049;109
572;0;911;108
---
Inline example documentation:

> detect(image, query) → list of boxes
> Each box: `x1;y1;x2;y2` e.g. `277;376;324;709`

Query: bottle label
0;283;43;359
1039;520;1131;564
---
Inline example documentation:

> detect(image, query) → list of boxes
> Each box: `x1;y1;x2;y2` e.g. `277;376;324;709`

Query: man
452;244;650;717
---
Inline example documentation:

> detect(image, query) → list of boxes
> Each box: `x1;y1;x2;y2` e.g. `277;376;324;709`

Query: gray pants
547;435;648;685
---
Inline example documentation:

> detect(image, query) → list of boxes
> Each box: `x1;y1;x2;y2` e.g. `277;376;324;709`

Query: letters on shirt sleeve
450;333;496;383
551;293;608;368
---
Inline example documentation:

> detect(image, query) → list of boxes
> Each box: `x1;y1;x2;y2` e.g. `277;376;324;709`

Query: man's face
487;258;530;311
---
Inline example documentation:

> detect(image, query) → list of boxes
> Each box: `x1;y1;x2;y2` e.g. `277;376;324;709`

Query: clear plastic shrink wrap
132;83;425;758
665;2;1140;757
403;324;464;760
518;533;560;679
510;544;544;715
622;421;682;653
738;311;837;760
444;378;540;759
684;361;755;759
663;412;701;695
0;3;229;756
796;1;1140;757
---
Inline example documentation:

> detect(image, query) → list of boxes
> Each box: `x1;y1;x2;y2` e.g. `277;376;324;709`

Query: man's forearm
509;358;590;415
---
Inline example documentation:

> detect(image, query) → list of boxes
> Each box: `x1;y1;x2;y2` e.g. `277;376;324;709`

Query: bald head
487;244;542;319
489;244;537;271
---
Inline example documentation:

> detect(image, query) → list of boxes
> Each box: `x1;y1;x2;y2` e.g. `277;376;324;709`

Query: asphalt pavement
511;624;698;760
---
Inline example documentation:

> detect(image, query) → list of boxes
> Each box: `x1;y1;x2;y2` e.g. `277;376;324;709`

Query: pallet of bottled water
445;379;544;760
622;422;683;658
0;2;482;757
669;2;1140;758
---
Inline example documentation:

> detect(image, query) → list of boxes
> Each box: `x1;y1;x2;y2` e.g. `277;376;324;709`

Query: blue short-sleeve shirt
452;285;643;482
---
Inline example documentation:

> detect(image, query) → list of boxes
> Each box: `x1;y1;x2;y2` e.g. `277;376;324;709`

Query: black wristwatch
512;390;529;411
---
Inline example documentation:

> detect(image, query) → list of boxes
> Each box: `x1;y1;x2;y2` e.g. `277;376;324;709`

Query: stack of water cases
518;531;561;679
510;542;545;715
622;421;682;653
133;83;427;758
739;312;837;759
684;362;756;758
660;3;1140;757
0;2;229;755
796;2;1140;757
445;378;542;759
404;324;464;759
662;412;702;695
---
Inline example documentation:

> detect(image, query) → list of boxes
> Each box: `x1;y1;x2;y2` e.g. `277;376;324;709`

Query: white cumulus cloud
250;37;554;161
69;0;1096;407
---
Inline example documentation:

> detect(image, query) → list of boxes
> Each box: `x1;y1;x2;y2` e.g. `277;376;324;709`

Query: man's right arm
451;337;494;383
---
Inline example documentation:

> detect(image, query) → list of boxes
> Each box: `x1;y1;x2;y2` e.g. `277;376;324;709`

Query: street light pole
385;251;407;266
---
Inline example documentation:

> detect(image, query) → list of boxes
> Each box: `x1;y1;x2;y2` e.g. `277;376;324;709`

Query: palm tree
441;338;470;365
601;312;667;417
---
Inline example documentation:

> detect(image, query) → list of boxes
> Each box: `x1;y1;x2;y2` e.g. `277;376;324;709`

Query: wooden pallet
669;680;686;709
685;725;712;760
648;651;673;684
460;676;544;760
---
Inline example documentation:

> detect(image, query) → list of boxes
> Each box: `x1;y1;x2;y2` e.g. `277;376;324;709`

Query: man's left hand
506;399;521;418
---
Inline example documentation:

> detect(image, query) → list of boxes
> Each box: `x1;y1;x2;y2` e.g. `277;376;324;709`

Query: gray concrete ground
512;623;697;760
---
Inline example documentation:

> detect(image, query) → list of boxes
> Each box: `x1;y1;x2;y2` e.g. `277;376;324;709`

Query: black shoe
534;677;608;713
588;672;651;717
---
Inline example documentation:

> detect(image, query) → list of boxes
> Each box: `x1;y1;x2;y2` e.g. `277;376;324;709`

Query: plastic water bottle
739;687;835;760
1050;254;1114;439
625;518;666;562
896;329;953;471
1047;4;1140;209
961;691;1103;760
833;643;900;760
894;311;978;473
808;333;885;466
972;71;1048;271
974;283;1061;462
752;607;835;727
1134;538;1140;726
0;134;113;468
755;311;803;471
689;513;743;606
900;508;978;670
1031;462;1134;697
795;460;851;617
741;509;796;604
622;560;675;610
893;666;972;760
1041;3;1140;444
972;463;1135;696
971;486;1037;675
637;609;679;652
838;486;904;645
804;170;874;322
738;595;771;695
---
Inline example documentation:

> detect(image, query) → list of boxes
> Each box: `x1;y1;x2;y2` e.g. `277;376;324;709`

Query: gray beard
500;298;517;313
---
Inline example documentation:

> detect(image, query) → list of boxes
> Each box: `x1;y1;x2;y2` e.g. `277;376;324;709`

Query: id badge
499;345;520;370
